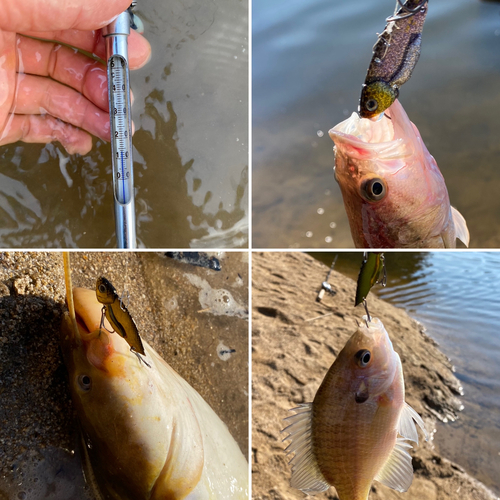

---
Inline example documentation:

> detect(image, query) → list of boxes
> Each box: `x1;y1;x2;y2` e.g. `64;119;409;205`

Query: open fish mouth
329;100;415;160
69;288;113;339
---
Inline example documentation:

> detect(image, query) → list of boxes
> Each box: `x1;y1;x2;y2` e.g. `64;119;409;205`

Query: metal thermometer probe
103;4;136;248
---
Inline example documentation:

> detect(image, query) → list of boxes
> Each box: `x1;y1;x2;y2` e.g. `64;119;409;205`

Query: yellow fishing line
63;252;81;345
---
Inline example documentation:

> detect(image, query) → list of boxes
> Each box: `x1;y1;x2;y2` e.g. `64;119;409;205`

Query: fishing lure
355;253;386;308
95;276;146;356
359;0;429;118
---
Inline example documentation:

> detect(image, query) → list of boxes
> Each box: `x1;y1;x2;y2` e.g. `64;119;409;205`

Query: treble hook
380;255;387;287
387;0;428;22
99;305;116;334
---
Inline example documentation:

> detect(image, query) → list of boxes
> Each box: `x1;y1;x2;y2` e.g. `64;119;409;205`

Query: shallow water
253;0;500;248
0;0;248;248
313;251;500;495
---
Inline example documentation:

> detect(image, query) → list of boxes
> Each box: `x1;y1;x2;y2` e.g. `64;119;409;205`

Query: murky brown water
253;0;500;248
0;0;248;248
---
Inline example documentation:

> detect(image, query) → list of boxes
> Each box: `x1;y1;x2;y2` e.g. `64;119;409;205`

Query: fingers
21;28;152;70
0;114;93;155
0;0;133;32
14;73;110;141
18;36;109;111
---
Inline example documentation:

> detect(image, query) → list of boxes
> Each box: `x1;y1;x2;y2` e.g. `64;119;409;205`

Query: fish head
60;288;130;411
330;99;455;248
359;81;399;119
337;317;401;403
60;287;205;499
95;276;117;305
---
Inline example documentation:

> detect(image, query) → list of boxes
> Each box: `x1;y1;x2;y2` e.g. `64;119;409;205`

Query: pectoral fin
451;206;470;247
282;404;330;495
374;438;414;492
398;402;429;444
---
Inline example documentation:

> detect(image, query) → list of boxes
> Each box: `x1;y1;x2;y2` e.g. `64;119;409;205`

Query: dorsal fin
282;404;330;495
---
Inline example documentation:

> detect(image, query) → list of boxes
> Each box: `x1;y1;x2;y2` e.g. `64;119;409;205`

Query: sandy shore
252;252;498;500
0;251;248;499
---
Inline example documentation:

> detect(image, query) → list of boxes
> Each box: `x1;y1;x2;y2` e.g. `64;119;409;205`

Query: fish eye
361;178;387;202
98;284;107;293
355;349;371;368
365;99;378;112
78;374;92;391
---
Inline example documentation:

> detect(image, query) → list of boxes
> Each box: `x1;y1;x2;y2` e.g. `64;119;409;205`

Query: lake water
313;251;500;495
0;0;248;248
253;0;500;248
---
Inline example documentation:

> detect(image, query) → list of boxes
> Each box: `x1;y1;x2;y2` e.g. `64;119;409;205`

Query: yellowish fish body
284;317;427;500
60;288;248;500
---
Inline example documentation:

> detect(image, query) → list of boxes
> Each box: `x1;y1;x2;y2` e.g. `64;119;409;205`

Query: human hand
0;0;151;155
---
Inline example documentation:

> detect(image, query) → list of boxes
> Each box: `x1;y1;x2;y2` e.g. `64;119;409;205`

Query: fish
60;286;249;500
95;276;145;356
329;99;470;248
359;0;428;118
283;317;428;500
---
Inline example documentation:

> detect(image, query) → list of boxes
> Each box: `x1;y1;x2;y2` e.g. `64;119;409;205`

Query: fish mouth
72;287;112;337
329;99;415;160
61;287;116;373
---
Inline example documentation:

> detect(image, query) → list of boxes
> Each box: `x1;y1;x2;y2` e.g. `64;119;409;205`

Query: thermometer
103;3;137;248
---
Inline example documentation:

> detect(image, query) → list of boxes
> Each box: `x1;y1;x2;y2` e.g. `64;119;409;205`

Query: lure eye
355;349;371;367
98;284;107;293
361;178;387;202
78;374;92;391
365;99;378;112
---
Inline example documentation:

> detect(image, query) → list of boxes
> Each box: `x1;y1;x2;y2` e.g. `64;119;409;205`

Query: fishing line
63;252;81;345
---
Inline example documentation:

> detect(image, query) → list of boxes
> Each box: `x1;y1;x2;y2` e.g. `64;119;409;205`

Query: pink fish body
284;317;428;500
329;100;469;248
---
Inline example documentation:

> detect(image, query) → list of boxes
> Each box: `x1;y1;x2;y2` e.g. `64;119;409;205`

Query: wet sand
0;251;248;499
252;252;498;500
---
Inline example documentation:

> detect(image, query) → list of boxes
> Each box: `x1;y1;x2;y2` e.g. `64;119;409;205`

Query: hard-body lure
96;276;145;356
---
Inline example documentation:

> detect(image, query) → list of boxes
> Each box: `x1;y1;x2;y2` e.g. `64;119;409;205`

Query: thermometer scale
103;4;137;248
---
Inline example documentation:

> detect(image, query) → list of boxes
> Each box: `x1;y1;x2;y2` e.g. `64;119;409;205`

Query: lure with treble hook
355;252;386;308
95;276;145;356
359;0;429;118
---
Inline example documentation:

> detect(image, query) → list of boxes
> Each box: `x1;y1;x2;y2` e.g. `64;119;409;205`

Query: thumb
0;0;133;33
